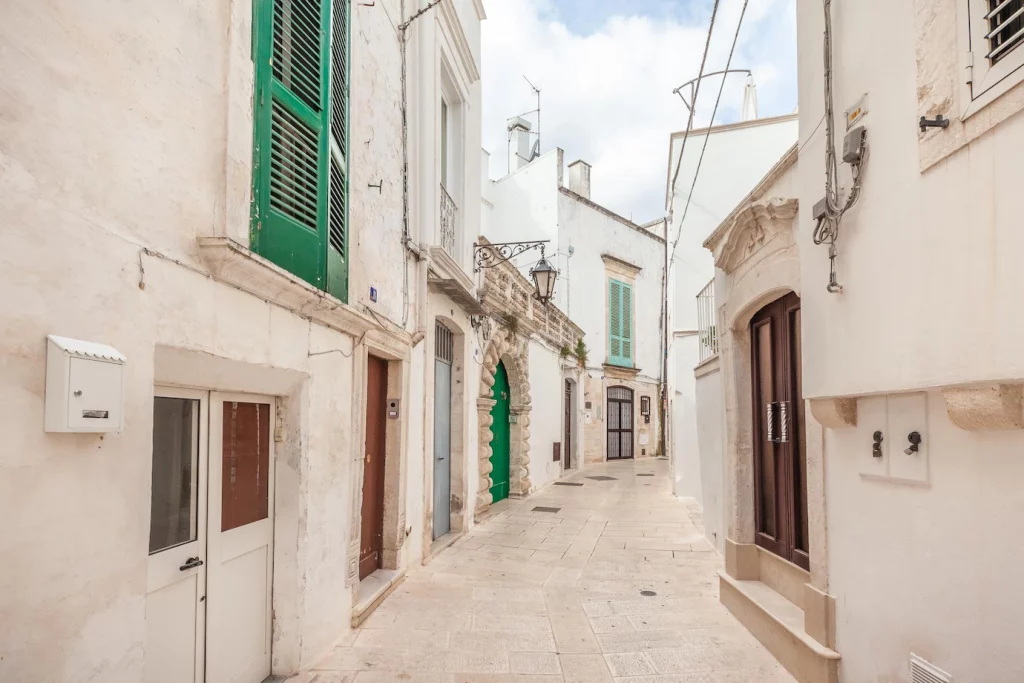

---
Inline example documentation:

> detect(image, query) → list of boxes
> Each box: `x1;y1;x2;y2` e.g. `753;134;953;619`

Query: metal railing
696;278;718;363
439;184;457;261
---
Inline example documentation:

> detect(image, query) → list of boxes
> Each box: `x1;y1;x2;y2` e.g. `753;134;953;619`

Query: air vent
911;654;952;683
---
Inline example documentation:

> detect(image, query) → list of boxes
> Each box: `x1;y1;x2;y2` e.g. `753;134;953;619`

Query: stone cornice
601;253;642;276
709;196;799;274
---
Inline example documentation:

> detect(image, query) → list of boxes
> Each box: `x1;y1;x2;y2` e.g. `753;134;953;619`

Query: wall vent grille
911;654;952;683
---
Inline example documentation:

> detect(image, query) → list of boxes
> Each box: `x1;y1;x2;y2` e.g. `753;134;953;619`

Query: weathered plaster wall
795;0;1024;679
0;0;422;679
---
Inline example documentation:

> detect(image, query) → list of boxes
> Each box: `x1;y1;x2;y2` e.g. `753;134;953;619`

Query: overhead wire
669;0;751;263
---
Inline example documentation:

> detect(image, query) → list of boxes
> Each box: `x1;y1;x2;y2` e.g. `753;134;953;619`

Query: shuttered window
252;0;349;301
966;0;1024;103
608;279;633;367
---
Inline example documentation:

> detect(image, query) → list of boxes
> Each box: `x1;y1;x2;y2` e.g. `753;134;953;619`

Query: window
965;0;1024;105
608;279;633;367
250;0;350;302
440;99;449;190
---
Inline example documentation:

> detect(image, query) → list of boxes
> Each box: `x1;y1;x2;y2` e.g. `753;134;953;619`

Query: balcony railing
696;278;718;363
439;184;457;261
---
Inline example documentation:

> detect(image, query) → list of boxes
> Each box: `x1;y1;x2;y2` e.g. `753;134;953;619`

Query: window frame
960;0;1024;118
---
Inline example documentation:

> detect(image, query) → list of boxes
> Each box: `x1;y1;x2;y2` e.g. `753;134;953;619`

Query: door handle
179;557;204;571
366;452;371;463
779;401;789;443
766;402;776;442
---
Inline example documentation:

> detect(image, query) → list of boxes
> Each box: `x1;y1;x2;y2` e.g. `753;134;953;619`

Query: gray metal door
432;324;453;540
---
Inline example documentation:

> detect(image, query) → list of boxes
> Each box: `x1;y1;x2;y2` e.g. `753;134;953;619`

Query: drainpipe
399;0;442;346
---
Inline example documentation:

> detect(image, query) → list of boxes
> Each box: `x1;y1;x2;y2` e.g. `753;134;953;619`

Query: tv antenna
523;75;541;156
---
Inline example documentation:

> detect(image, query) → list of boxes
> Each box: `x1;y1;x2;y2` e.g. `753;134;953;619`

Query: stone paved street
290;459;794;683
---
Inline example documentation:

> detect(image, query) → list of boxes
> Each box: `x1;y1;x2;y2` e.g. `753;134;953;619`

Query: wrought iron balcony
696;279;718;363
439;184;457;261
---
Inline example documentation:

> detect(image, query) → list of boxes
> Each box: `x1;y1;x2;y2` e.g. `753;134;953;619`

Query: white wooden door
145;388;208;683
206;393;275;683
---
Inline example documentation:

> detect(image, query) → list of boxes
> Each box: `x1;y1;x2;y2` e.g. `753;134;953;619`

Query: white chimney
741;74;758;122
507;116;533;170
567;160;591;199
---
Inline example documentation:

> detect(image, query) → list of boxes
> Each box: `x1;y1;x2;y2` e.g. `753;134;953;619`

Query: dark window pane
150;398;199;554
222;402;271;532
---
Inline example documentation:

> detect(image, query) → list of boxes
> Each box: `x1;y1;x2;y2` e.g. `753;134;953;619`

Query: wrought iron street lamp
473;240;558;305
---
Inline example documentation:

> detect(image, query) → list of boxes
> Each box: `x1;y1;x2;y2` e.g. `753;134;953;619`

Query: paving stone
508;652;561;675
298;461;792;683
604;652;658;676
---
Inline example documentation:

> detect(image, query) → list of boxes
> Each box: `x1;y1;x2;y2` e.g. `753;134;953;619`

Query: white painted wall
527;341;566;490
0;0;484;679
795;0;1024;679
667;117;798;499
693;363;725;554
558;192;664;380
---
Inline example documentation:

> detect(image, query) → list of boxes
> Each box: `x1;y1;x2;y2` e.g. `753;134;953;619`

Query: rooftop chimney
741;74;758;122
507;117;533;170
567;160;591;199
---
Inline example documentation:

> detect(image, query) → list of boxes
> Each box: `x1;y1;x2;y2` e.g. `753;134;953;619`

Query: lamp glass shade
530;257;557;304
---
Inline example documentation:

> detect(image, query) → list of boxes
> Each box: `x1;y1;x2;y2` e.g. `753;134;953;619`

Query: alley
292;459;794;683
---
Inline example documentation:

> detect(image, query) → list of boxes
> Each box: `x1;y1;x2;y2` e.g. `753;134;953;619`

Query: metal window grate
435;322;454;363
440;184;458;260
696;279;718;363
987;0;1024;62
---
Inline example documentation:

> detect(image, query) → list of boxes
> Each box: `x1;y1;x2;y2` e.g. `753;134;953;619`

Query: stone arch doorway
475;326;532;516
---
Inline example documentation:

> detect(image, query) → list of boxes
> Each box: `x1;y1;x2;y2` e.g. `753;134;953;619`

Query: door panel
750;293;808;570
433;357;452;539
489;361;511;502
360;356;388;579
145;391;207;683
606;386;634;460
564;381;572;469
207;394;274;683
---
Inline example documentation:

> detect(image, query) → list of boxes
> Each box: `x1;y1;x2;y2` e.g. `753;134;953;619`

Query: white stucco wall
794;0;1024;680
0;0;479;679
667;117;798;499
526;341;566;490
558;193;664;380
693;362;725;554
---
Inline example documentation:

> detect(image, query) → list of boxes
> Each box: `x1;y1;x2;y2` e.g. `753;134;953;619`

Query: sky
481;0;798;224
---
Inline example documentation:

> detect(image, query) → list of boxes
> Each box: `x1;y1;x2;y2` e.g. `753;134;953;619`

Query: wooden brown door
750;293;809;570
360;356;388;580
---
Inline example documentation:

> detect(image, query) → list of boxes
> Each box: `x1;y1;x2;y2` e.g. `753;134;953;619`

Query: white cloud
481;0;797;223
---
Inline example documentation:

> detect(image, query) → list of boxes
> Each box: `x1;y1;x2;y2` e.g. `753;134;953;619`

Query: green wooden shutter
252;0;348;299
621;282;633;364
608;279;633;367
325;0;349;300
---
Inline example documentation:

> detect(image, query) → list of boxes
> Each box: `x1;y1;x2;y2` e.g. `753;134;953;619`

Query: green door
489;361;511;502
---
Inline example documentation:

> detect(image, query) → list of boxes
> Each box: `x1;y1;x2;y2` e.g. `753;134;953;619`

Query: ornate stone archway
475;325;532;515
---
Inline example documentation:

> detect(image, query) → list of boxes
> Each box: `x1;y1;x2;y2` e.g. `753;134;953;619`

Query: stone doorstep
351;568;407;628
424;529;466;565
718;571;839;683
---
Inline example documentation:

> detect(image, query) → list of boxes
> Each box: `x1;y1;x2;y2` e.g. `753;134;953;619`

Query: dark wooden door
360;356;388;580
606;386;634;460
750;292;809;570
564;380;573;469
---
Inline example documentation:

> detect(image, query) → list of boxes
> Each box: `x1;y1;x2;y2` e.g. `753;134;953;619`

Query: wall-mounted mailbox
45;335;126;433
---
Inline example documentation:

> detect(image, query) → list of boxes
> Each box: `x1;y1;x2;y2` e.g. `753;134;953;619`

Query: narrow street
294;459;794;683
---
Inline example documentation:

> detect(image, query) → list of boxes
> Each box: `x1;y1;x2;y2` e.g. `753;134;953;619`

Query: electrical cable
670;0;750;264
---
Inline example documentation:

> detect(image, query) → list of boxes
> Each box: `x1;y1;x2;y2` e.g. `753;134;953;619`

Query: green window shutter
608;279;623;364
325;0;349;300
252;0;348;301
608;279;633;367
621;282;633;364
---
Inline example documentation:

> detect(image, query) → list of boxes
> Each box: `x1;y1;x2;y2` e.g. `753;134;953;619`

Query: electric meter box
45;335;126;433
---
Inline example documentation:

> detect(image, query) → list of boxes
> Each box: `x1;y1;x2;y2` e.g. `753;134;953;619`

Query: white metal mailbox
45;335;126;433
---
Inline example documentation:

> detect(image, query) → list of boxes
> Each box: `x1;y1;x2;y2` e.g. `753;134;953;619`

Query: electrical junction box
843;126;866;164
45;335;126;433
